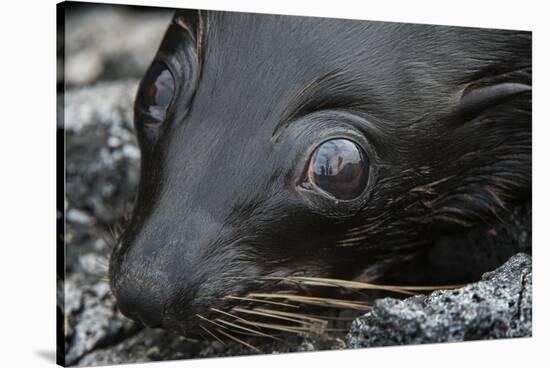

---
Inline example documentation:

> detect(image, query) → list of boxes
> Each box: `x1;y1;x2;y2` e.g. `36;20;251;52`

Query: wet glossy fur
109;9;531;334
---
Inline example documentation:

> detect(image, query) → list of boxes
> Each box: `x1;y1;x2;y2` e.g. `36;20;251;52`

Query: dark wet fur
109;10;531;335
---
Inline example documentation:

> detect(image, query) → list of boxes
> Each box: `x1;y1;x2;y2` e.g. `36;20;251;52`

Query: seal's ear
457;71;531;122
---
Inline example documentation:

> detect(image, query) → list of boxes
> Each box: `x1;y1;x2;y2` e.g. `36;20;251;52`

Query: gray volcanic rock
63;4;173;86
63;79;141;275
76;321;347;366
77;329;202;366
64;78;140;227
346;253;532;348
62;79;145;365
64;273;140;366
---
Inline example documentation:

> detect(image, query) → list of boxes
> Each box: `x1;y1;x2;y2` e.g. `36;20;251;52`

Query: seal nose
113;277;165;328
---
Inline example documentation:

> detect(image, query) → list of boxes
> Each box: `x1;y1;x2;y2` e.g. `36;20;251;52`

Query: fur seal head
109;9;531;334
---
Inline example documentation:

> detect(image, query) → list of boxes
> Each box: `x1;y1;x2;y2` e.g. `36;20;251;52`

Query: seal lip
288;109;380;218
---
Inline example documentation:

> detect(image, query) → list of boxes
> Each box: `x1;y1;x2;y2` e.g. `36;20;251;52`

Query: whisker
114;223;123;238
95;258;109;267
224;295;299;309
215;328;261;353
221;330;273;338
122;203;131;224
284;276;411;294
199;325;226;346
209;307;249;324
232;307;318;327
247;293;371;311
108;224;118;242
195;314;231;331
251;308;329;324
214;318;277;339
209;308;285;341
295;313;357;321
278;276;465;294
271;289;300;295
335;236;368;245
235;320;311;335
197;331;207;342
383;284;466;291
100;234;114;250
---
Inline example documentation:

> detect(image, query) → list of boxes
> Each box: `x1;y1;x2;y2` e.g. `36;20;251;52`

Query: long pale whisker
100;234;114;250
247;293;371;311
232;307;317;327
199;325;226;346
280;276;465;294
214;318;278;340
215;328;261;353
195;314;231;331
224;295;299;309
108;224;119;241
251;308;329;324
236;320;310;335
209;308;286;341
284;276;414;294
209;307;250;324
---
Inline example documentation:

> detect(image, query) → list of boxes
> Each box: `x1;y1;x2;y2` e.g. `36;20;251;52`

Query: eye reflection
306;139;369;200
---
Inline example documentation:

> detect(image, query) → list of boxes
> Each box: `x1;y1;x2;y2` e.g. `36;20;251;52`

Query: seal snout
112;276;165;328
109;241;169;328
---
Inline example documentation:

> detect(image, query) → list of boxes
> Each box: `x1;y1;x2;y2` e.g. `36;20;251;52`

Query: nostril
114;281;164;328
137;298;164;328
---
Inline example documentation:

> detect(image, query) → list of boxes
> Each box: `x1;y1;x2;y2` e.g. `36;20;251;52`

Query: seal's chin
113;295;164;329
158;316;192;337
157;304;231;338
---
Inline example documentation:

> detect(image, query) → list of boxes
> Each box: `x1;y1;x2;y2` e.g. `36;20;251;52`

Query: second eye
136;60;176;122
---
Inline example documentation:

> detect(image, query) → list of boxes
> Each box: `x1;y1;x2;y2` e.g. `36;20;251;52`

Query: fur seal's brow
272;70;343;139
272;68;381;141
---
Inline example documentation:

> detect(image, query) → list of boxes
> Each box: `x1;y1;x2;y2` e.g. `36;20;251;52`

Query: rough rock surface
62;4;173;86
61;78;147;366
346;253;532;348
77;327;347;366
64;273;140;366
63;80;140;275
64;79;140;224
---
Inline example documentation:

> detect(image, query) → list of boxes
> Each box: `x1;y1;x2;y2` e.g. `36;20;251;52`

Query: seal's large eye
136;61;175;122
305;139;369;200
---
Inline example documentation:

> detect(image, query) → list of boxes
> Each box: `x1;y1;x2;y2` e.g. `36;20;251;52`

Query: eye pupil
307;139;369;200
137;61;175;121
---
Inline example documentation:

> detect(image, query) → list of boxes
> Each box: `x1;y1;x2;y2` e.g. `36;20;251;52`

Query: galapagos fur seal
108;9;532;334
